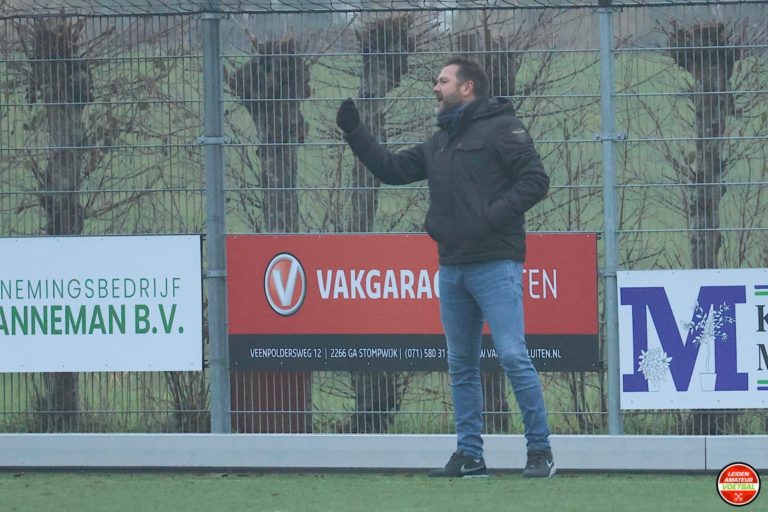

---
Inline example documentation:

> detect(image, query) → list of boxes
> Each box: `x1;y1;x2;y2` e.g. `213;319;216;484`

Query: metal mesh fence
612;4;768;434
0;14;208;432
0;1;766;435
3;0;768;17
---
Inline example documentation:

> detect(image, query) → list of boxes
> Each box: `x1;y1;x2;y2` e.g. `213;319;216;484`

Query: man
336;56;555;478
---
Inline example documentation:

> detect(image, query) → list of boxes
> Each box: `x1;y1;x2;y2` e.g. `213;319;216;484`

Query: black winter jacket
344;96;549;265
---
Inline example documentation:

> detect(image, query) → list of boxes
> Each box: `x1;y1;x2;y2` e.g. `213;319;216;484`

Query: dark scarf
437;103;468;130
436;97;484;131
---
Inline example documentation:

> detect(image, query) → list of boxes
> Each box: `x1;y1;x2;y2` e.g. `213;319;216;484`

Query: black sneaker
523;448;556;478
428;451;488;478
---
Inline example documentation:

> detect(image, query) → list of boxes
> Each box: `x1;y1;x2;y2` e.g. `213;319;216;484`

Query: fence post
598;0;623;435
202;4;231;433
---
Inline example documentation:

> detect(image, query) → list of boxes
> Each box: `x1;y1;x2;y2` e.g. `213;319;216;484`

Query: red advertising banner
227;233;599;371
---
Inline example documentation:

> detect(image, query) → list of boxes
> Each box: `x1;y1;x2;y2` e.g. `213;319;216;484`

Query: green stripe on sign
758;380;768;385
756;291;768;296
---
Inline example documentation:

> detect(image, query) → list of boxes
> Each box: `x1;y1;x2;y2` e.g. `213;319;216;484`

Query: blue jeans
439;260;551;458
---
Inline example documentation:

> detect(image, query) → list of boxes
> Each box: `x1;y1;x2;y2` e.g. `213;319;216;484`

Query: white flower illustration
637;347;673;388
682;302;734;373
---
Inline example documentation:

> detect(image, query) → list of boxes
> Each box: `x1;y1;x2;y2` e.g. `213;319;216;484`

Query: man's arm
484;120;550;230
337;99;427;185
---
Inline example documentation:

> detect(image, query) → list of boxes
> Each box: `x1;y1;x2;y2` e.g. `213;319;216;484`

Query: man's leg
438;263;485;459
465;260;551;452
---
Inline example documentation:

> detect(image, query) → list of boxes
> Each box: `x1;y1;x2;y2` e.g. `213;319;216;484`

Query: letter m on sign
621;286;748;392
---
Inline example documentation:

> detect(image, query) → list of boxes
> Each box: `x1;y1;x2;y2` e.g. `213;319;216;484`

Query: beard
435;89;463;116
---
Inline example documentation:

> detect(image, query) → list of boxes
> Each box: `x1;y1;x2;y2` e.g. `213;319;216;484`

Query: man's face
433;64;469;116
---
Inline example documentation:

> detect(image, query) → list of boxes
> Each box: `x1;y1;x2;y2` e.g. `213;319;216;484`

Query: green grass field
0;471;748;512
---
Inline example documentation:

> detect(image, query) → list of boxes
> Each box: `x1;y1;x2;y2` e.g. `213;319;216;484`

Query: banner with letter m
618;269;768;409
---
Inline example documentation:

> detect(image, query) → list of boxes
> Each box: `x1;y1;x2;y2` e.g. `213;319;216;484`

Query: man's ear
463;79;475;96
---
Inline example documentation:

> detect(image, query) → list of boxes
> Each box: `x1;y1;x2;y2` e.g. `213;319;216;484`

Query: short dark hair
443;56;489;98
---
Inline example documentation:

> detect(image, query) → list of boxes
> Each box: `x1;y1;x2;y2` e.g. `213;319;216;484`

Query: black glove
336;98;360;133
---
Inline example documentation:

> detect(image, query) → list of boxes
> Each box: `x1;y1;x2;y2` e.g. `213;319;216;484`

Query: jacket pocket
454;139;485;152
453;140;492;239
424;209;446;243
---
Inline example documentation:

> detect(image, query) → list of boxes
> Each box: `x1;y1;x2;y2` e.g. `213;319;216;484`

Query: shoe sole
523;466;556;478
428;473;489;478
428;470;489;478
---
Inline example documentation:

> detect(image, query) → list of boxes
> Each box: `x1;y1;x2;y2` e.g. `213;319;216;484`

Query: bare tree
662;19;761;435
341;15;415;433
627;18;767;271
3;14;202;431
226;35;310;233
11;16;92;431
349;15;414;232
664;21;747;269
226;35;313;432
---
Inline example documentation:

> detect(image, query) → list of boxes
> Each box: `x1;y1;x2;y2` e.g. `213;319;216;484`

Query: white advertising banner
0;235;202;372
618;269;768;409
